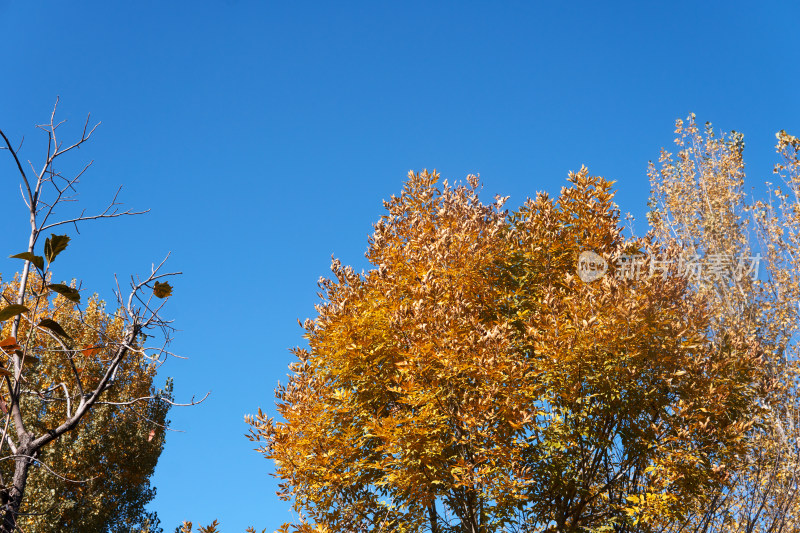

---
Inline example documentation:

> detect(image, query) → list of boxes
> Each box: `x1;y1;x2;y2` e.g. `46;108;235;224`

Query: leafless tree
0;100;204;532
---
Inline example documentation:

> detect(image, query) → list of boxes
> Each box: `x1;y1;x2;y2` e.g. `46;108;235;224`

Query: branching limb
96;391;210;407
0;455;98;485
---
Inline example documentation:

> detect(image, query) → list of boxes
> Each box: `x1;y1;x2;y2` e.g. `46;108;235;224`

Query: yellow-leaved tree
248;167;762;532
0;276;171;533
648;115;800;532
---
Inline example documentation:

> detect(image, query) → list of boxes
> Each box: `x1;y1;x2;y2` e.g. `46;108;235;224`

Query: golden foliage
178;520;265;533
249;167;762;532
0;274;170;533
649;116;800;532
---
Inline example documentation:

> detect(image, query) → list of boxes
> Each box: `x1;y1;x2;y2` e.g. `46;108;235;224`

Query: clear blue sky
1;2;798;531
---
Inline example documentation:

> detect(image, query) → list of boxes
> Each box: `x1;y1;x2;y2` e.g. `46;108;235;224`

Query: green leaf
44;234;70;264
47;284;80;303
0;305;29;322
38;318;72;340
9;252;44;271
153;281;173;298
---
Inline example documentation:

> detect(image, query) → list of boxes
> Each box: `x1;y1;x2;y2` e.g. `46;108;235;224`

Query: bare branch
40;184;149;232
0;454;98;485
124;404;186;433
39;207;150;232
96;391;210;408
0;129;33;206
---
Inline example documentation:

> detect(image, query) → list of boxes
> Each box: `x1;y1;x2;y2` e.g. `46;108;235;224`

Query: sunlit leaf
81;345;101;357
37;318;72;340
44;234;70;264
0;304;28;321
0;337;21;354
46;284;80;303
9;252;44;271
153;281;173;298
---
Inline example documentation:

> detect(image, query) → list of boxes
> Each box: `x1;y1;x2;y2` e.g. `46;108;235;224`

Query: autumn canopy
248;119;800;532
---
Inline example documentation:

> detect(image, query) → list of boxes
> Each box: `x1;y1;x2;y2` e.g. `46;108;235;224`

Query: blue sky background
1;2;798;531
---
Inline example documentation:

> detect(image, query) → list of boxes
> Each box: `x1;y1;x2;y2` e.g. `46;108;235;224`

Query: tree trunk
0;444;35;533
428;502;439;533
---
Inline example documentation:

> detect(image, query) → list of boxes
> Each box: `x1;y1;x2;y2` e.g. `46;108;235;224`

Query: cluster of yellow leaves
179;520;265;533
249;165;763;532
0;274;170;532
648;116;800;532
